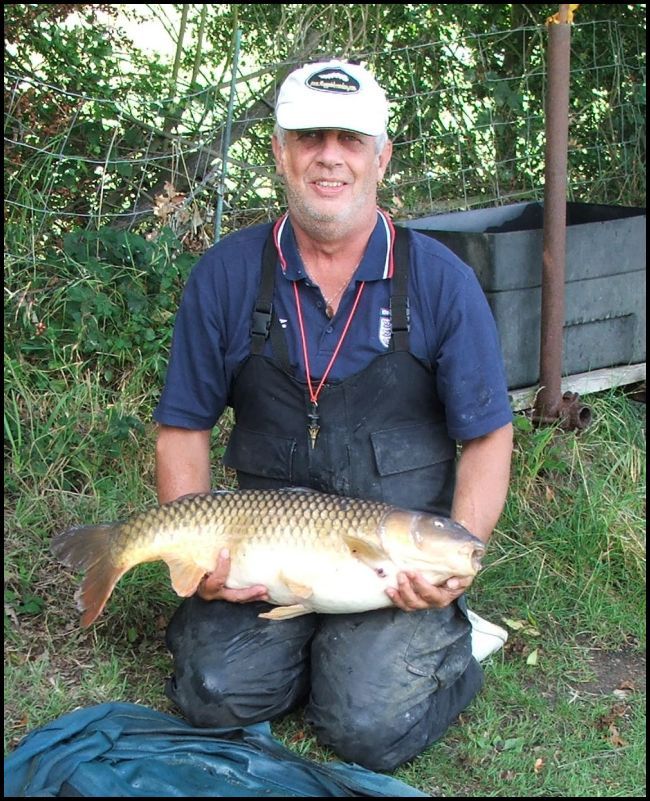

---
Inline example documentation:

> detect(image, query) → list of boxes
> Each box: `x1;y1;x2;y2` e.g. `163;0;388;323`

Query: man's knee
165;660;256;728
310;706;423;772
164;597;315;728
307;658;485;772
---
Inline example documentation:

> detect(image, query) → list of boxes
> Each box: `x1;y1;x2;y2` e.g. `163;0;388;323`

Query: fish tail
51;523;128;627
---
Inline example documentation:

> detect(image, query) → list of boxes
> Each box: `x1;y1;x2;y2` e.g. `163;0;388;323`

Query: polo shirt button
326;326;333;333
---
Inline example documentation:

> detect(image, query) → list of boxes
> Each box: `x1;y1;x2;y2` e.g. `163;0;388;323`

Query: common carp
51;487;486;626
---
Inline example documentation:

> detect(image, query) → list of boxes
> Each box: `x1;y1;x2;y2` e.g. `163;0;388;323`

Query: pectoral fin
279;572;313;600
259;604;310;620
342;533;390;570
165;557;207;597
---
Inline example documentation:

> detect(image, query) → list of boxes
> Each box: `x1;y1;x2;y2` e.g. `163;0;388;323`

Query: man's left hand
386;572;473;611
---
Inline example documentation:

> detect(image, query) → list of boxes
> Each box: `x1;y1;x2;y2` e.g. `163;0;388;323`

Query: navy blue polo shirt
153;211;512;441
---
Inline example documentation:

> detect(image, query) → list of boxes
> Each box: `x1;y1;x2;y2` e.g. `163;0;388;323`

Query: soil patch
572;645;646;697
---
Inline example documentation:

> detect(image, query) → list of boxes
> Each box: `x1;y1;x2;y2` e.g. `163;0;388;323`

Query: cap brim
276;112;384;137
276;91;386;137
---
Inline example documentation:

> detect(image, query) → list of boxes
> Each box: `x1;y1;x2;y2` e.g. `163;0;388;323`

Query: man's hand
386;572;474;611
196;548;269;603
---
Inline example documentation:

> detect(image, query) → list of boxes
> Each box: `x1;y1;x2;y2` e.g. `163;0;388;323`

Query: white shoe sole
467;608;508;661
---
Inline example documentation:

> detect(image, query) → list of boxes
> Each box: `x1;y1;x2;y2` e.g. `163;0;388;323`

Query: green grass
3;326;646;797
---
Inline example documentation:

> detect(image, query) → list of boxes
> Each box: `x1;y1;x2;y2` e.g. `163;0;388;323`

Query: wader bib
165;225;483;772
223;225;456;515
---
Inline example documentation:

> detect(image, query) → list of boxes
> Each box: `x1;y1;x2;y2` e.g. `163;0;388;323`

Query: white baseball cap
275;60;389;137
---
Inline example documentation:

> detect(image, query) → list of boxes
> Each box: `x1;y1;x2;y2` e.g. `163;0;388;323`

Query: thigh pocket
404;603;472;689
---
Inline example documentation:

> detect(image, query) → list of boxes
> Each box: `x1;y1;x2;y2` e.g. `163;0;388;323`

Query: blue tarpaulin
4;702;430;797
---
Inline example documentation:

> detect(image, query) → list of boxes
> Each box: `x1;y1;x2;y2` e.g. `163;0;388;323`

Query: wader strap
390;226;411;352
250;229;292;373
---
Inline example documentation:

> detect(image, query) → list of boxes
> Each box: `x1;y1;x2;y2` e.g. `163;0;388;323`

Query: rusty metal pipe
534;6;591;430
534;391;593;431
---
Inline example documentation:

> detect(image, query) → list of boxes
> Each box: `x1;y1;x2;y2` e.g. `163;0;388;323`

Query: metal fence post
214;27;241;243
534;4;592;430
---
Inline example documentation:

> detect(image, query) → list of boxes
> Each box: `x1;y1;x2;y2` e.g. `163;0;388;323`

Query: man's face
272;129;392;240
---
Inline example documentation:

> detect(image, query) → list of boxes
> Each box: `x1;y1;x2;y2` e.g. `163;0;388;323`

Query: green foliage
4;224;196;501
4;4;645;253
4;4;162;99
6;226;194;378
4;588;45;617
484;395;646;644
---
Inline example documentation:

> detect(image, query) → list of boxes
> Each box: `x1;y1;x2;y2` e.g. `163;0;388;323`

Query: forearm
155;425;212;504
451;422;513;544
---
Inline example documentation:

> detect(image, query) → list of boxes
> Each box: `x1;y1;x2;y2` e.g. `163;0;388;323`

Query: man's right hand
196;548;269;603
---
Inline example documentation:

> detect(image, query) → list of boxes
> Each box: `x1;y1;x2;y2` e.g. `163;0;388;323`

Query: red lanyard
294;279;365;407
272;212;392;447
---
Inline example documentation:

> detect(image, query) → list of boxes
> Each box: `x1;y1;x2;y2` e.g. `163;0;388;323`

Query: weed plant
4;227;646;796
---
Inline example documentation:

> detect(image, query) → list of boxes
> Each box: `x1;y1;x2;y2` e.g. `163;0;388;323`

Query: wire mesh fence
4;17;646;257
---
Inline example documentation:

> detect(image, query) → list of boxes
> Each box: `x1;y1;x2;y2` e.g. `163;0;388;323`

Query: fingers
218;585;270;603
199;548;231;594
195;548;269;603
386;573;473;611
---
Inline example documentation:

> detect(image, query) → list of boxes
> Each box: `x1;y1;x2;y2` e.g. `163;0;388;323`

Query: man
153;59;513;772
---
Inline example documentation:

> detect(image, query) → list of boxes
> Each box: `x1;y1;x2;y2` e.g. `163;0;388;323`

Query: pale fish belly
226;542;396;614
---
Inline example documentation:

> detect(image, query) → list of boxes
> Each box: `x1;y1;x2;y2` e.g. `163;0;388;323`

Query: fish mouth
471;546;485;572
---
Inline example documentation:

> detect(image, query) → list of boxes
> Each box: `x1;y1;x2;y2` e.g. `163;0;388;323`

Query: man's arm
451;421;514;545
387;422;513;611
155;424;268;603
155;425;212;504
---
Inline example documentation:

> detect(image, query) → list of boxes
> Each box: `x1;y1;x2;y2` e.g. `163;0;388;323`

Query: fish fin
76;565;128;627
341;533;390;569
164;557;207;597
174;491;210;502
51;523;128;627
259;604;310;620
279;572;313;599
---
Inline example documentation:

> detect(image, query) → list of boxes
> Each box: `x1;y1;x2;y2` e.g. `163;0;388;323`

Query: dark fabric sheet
4;702;430;797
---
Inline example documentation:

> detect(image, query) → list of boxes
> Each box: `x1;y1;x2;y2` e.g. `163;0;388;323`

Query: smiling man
154;59;513;772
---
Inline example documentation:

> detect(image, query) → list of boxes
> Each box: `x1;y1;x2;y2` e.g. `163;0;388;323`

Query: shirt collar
275;209;394;282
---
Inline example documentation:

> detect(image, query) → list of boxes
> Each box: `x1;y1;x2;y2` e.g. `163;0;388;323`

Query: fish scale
51;488;486;626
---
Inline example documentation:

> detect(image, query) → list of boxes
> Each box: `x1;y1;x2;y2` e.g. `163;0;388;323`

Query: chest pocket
370;421;455;475
223;426;297;487
365;421;457;514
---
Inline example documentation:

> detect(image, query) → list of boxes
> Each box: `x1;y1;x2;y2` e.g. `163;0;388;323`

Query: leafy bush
7;226;195;382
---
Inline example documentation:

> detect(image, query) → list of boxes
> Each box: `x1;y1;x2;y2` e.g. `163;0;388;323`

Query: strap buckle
251;307;272;338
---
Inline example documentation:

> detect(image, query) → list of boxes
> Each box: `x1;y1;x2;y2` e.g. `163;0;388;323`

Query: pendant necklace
293;279;365;448
323;278;351;319
297;246;356;320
